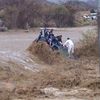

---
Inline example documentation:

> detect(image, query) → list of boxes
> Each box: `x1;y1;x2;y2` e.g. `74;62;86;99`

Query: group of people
36;28;74;58
37;28;62;50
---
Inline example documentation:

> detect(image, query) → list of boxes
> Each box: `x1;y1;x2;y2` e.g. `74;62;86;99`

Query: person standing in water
63;38;74;58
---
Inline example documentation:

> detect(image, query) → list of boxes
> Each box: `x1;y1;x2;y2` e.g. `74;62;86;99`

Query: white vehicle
83;15;91;20
91;15;97;20
83;14;97;20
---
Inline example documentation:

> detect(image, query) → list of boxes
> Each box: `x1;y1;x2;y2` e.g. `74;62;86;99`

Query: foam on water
0;50;40;72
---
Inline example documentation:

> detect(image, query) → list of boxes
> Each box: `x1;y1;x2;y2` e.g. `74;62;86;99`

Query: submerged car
35;28;69;58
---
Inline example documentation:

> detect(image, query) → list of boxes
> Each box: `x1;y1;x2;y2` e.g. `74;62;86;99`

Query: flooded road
0;50;41;72
0;26;99;100
0;26;96;51
0;26;96;73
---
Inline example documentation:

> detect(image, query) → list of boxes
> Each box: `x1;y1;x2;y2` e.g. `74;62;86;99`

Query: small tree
53;6;69;27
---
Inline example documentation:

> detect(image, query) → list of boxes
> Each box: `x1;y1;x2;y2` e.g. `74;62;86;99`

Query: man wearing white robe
63;38;74;57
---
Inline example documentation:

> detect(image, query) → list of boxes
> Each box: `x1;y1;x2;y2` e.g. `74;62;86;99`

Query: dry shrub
75;31;98;57
28;41;64;65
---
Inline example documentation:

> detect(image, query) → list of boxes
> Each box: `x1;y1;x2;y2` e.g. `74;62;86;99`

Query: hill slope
65;1;93;10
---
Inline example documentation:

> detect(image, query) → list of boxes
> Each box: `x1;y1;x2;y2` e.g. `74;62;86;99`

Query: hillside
65;1;93;10
86;0;97;9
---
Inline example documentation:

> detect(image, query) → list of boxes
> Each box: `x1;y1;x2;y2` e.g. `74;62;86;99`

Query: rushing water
0;50;41;72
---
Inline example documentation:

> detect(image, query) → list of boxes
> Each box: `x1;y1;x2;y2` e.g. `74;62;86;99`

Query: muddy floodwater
0;26;96;52
0;26;99;100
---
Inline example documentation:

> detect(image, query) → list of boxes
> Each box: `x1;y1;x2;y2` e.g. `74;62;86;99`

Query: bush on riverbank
75;31;98;57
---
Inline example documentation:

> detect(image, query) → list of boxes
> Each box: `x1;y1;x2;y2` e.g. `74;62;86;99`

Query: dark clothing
48;33;54;38
44;32;49;40
56;35;62;43
51;37;62;50
37;31;42;42
37;28;63;50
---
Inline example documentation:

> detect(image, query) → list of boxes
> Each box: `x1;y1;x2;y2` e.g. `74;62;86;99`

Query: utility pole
97;0;100;76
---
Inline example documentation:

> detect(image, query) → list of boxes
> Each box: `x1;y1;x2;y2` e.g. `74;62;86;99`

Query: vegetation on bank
0;0;94;29
0;30;99;99
76;31;98;57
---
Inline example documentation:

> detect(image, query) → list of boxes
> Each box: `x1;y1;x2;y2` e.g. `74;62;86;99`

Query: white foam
0;50;39;72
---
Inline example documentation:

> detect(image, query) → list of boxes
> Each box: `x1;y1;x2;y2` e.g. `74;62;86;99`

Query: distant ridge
65;1;93;10
86;0;97;9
